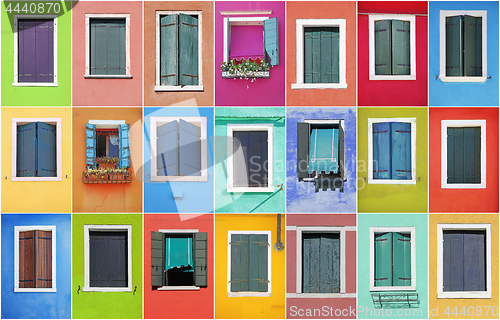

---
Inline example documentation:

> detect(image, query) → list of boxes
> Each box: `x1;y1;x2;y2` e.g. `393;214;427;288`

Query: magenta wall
215;1;285;106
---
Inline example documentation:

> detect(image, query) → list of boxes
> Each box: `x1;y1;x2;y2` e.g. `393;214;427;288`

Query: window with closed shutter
302;233;340;293
89;18;126;76
233;131;268;188
17;122;56;178
89;230;128;288
374;19;410;76
304;27;339;84
18;230;53;289
447;127;481;184
445;15;482;77
374;232;411;288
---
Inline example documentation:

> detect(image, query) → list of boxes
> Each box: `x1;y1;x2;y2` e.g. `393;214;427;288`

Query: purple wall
215;1;285;106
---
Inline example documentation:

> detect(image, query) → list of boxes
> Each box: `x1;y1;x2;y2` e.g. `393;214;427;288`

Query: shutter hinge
374;238;387;242
374;278;388;280
398;277;411;280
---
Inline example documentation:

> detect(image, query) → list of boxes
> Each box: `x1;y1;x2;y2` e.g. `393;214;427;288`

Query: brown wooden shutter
19;231;35;288
35;230;52;288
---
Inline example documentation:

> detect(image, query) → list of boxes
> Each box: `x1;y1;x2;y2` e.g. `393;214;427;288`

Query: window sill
82;287;132;292
441;183;486;189
154;85;204;92
291;83;347;89
227;186;275;193
228;291;271;297
222;70;269;79
12;82;58;87
11;176;62;182
15;288;57;293
439;76;487;83
368;179;416;185
369;75;416;81
84;75;133;79
370;286;416;292
151;175;208;182
438;291;491;299
157;286;200;291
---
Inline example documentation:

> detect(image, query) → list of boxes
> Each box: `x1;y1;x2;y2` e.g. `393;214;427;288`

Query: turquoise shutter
151;231;165;287
106;19;126;75
231;234;249;292
90;19;108;75
374;232;393;287
304;27;339;84
445;16;463;76
157;120;178;176
374;20;392;75
193;232;208;287
17;123;37;177
464;15;482;77
179;119;201;176
118;124;130;169
37;122;57;177
297;122;310;180
392;20;410;75
329;27;340;83
264;17;279;66
304;27;315;83
391;122;412;180
85;123;96;167
392;232;411;286
160;15;179;85
372;122;391;179
178;13;199;86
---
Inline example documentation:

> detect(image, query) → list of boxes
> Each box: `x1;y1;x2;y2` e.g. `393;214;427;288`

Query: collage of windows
1;1;499;319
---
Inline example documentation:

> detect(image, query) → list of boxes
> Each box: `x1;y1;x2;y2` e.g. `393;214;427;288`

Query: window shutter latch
133;285;137;295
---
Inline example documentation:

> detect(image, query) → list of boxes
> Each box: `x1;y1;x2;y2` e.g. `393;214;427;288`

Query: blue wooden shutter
443;231;465;291
374;20;392;75
230;234;249;292
179;119;201;176
106;19;126;75
151;231;165;287
86;123;96;167
297;122;310;180
160;15;178;85
157;120;178;176
264;17;279;66
445;16;463;76
372;122;391;179
374;232;393;287
193;232;208;287
17;123;37;177
89;231;128;288
463;15;482;77
178;13;199;85
302;233;340;293
391;122;412;180
36;122;56;177
391;20;410;75
118;124;130;169
463;231;486;291
392;232;411;286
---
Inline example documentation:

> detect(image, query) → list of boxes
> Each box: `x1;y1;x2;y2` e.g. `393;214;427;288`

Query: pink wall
215;1;285;106
358;1;428;106
72;1;143;106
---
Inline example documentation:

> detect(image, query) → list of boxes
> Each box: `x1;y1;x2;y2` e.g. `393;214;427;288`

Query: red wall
144;214;214;319
358;1;428;106
429;108;499;213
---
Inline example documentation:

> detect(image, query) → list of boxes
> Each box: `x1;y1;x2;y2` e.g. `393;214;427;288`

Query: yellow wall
215;214;285;319
1;108;72;213
429;214;499;319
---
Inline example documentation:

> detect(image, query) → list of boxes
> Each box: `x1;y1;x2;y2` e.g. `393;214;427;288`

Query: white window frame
292;19;347;89
83;225;133;292
437;223;491;299
441;120;486;189
14;226;57;293
84;14;132;79
368;14;416;80
439;10;487;82
149;116;207;182
368;117;417;184
13;15;58;87
227;230;272;297
369;227;416;292
227;123;274;193
223;16;269;64
11;118;62;182
154;11;203;92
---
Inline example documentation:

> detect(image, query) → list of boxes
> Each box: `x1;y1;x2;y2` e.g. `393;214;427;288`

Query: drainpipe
274;213;284;252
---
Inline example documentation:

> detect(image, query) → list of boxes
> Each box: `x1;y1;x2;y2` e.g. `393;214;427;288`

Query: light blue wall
1;214;71;319
144;107;214;213
429;1;499;106
286;107;356;213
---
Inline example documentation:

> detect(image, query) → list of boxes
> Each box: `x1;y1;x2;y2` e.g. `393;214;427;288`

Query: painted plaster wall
358;107;428;213
429;108;499;213
215;214;285;319
72;107;142;213
71;1;142;106
215;1;285;106
144;107;214;213
286;1;356;106
1;214;71;319
144;214;214;319
286;108;356;213
358;1;428;106
215;107;285;213
1;108;71;213
72;214;142;319
286;214;356;319
1;1;72;106
428;1;499;106
144;1;214;107
357;214;428;319
428;214;499;319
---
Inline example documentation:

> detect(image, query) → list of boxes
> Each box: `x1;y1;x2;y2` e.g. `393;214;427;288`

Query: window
85;14;131;78
150;117;207;182
86;120;130;169
227;124;274;193
440;11;487;82
155;11;203;91
369;227;416;291
292;19;347;89
297;120;345;192
151;229;207;290
441;120;486;189
369;15;416;80
437;224;491;298
12;118;62;181
83;225;132;292
227;231;271;297
368;118;417;184
13;15;58;86
14;226;56;292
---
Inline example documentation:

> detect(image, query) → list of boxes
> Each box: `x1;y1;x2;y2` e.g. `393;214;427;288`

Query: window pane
309;127;339;174
302;233;340;293
90;19;126;75
233;131;268;188
230;25;264;60
89;231;128;287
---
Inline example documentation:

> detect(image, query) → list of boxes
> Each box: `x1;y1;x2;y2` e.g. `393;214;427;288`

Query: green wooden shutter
252;234;269;293
19;231;35;288
118;124;130;169
86;123;96;167
392;232;411;287
374;232;393;287
106;19;126;75
17;123;37;177
178;13;199;86
304;27;319;83
160;15;179;85
448;127;481;184
179;119;201;176
392;20;410;75
304;27;339;84
297;122;310;180
90;19;107;75
37;122;56;177
391;122;412;180
264;17;279;66
302;233;340;293
151;231;165;287
445;16;463;76
330;27;340;83
464;15;482;77
231;234;249;292
193;232;208;287
339;122;345;180
374;20;392;75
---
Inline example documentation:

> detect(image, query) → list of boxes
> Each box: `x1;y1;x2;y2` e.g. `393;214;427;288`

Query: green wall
357;214;428;319
215;107;286;213
72;214;142;319
1;1;72;106
358;107;428;213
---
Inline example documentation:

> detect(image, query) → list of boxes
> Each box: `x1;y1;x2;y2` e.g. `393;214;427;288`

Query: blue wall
429;1;499;106
1;214;71;319
286;108;357;213
144;107;214;213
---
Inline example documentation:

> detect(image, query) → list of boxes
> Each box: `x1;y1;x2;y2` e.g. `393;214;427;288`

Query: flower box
221;70;270;79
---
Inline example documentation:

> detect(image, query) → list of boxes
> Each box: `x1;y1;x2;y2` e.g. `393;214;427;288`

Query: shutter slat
391;20;410;75
179;119;201;176
297;122;310;179
193;232;207;287
445;16;463;76
374;20;392;75
372;122;391;179
264;17;279;66
151;231;165;287
157;120;178;176
17;122;37;177
37;122;57;177
119;124;131;169
160;15;179;85
391;122;412;180
179;13;199;85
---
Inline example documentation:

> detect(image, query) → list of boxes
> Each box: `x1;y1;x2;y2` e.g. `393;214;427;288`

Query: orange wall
286;1;356;106
72;107;142;213
144;1;214;106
